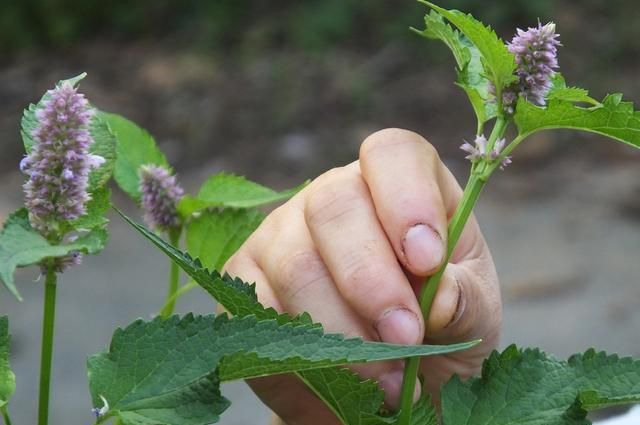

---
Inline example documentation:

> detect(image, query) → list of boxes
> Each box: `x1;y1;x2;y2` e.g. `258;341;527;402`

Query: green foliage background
1;0;637;60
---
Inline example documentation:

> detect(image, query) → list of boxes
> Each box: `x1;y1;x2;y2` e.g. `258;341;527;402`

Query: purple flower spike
21;82;103;236
507;22;561;107
139;165;184;231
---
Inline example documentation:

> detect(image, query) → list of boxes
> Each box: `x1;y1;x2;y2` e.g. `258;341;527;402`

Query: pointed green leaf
185;208;264;271
440;345;640;425
546;74;600;106
299;367;438;425
89;313;475;425
178;173;308;216
102;112;170;200
0;317;15;409
298;367;386;424
68;187;111;231
514;94;640;149
414;11;496;126
87;113;118;191
418;2;517;92
0;209;107;300
116;210;477;425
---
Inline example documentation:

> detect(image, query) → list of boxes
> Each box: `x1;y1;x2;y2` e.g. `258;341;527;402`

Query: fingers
359;129;452;277
304;164;425;347
228;201;418;408
359;129;487;275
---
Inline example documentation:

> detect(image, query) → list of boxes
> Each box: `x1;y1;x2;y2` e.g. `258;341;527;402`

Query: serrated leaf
299;367;386;424
68;187;111;231
186;208;264;271
547;75;600;106
418;2;517;92
514;94;640;150
178;173;307;216
440;345;640;425
299;367;438;425
0;209;107;300
0;317;15;409
89;313;474;425
415;11;496;126
102;112;170;200
117;210;477;424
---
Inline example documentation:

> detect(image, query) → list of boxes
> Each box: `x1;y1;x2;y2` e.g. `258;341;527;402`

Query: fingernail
430;276;466;331
380;369;421;408
376;308;421;345
446;279;466;328
403;224;444;274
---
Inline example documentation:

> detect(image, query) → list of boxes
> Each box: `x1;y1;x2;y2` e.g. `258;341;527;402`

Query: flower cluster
21;82;104;236
460;135;512;170
499;22;561;114
139;165;184;231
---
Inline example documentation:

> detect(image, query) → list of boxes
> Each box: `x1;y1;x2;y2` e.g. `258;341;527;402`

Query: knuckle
275;250;328;299
304;170;367;229
340;257;389;302
360;128;430;158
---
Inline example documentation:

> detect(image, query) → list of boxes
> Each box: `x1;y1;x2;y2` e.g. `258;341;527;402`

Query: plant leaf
102;112;170;200
0;317;15;409
185;208;264;271
514;94;640;150
68;187;111;231
87;112;118;191
440;345;640;425
414;11;496;126
89;314;476;425
0;209;107;300
178;173;308;216
546;74;600;106
418;2;517;93
115;210;477;424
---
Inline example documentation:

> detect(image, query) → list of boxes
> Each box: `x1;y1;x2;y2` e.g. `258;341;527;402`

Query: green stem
159;280;198;316
397;117;508;425
38;266;58;425
160;227;182;319
1;405;12;425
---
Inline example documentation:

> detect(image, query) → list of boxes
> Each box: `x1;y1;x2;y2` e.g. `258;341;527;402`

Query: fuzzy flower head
139;165;184;231
460;135;511;170
507;21;561;107
20;82;104;236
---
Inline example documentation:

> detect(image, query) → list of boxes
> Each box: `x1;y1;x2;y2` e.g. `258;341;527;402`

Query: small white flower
91;395;109;418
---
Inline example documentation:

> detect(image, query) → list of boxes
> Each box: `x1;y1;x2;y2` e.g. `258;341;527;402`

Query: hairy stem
38;266;58;425
160;227;182;319
1;405;12;425
397;117;507;425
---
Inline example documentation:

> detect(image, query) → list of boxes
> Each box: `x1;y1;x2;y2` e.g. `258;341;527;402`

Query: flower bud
139;165;184;232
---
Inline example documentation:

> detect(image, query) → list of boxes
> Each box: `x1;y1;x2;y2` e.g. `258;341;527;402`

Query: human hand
224;129;502;425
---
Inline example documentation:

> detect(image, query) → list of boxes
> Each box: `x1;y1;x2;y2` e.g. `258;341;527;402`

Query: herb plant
1;2;639;425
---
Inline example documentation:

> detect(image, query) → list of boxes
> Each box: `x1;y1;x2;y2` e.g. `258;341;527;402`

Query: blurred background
0;1;639;424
